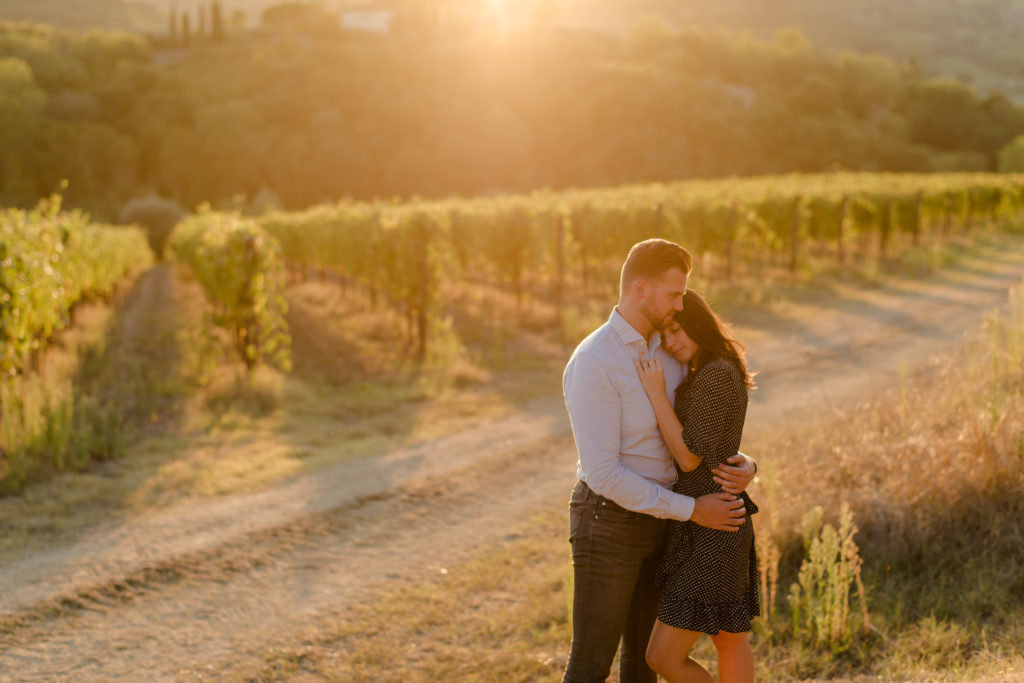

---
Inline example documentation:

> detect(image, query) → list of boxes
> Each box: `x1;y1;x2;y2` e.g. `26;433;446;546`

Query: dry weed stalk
757;528;781;622
787;502;869;650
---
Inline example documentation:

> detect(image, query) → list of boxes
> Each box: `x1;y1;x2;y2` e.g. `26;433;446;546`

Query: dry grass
744;294;1024;678
226;509;574;683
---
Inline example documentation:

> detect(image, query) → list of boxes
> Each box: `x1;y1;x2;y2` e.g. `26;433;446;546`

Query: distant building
340;1;397;34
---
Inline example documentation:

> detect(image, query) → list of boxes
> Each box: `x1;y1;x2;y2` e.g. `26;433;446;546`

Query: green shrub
999;136;1024;173
788;502;870;651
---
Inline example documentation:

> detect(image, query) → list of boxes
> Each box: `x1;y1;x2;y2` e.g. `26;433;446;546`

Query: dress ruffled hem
657;592;758;635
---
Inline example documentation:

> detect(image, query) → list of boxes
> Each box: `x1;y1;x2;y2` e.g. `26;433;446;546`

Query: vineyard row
0;197;153;380
257;172;1024;356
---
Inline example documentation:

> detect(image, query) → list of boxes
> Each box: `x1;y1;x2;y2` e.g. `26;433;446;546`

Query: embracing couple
562;238;759;683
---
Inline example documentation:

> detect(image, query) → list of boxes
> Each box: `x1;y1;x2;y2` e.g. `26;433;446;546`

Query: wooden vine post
726;201;738;279
573;206;589;295
237;234;258;371
879;200;892;260
413;216;431;361
554;210;566;337
942;196;952;239
789;195;802;274
912;190;922;246
837;195;848;266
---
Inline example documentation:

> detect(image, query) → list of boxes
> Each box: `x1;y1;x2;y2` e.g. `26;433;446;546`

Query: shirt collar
609;307;660;350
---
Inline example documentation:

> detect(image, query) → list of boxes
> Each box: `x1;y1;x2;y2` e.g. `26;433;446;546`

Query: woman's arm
633;354;702;472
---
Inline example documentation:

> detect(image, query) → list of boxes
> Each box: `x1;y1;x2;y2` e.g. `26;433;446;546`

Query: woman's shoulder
695;357;745;390
702;356;741;377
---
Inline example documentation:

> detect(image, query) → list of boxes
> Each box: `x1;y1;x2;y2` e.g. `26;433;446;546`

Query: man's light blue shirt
563;308;696;521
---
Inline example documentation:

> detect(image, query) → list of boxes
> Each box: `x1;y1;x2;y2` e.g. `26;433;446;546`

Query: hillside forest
3;8;1024;220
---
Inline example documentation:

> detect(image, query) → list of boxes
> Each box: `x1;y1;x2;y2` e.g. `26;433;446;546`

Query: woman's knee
646;627;691;671
645;637;670;671
710;630;750;653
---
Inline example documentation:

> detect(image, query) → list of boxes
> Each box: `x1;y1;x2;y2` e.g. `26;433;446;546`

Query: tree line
166;1;228;46
2;19;1024;220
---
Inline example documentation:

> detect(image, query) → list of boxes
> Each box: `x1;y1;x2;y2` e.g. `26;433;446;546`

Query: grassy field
222;279;1024;682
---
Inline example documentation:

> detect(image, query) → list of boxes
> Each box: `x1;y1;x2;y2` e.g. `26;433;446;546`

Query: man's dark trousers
562;481;666;683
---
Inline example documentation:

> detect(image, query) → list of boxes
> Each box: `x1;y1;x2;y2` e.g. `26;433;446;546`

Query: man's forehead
656;267;688;290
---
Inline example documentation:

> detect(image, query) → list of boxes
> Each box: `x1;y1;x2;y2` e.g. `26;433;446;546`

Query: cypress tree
211;0;225;42
182;11;192;45
169;2;178;44
198;3;207;39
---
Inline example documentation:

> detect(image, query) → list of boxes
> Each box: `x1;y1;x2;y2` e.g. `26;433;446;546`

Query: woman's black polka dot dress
656;356;760;635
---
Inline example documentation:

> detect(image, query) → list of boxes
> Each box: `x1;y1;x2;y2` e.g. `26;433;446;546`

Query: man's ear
634;277;647;299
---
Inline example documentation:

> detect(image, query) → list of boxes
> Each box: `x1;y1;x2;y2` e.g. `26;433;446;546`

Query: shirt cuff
664;490;695;522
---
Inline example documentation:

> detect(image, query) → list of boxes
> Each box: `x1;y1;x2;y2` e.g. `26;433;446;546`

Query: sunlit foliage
1;20;1023;218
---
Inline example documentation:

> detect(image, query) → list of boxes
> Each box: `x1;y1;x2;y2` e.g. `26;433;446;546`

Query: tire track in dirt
0;434;578;681
2;241;1024;681
743;251;1024;432
0;398;568;620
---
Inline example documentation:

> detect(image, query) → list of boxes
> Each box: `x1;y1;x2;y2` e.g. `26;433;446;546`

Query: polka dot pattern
655;357;760;635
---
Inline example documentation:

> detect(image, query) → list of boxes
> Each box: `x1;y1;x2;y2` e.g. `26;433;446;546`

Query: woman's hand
712;453;757;495
633;352;667;400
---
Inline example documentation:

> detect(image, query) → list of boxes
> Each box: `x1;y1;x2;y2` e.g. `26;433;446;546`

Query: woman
632;289;758;683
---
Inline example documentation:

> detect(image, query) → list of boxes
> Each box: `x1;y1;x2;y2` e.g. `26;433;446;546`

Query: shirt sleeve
682;361;740;469
564;351;696;522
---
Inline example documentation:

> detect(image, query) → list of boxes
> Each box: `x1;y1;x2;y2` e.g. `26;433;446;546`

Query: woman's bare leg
645;619;713;683
709;630;754;683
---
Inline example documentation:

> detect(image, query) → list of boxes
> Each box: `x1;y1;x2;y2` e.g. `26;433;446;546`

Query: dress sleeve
681;361;740;469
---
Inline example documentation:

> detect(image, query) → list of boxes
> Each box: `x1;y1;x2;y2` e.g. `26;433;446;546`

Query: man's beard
642;303;674;331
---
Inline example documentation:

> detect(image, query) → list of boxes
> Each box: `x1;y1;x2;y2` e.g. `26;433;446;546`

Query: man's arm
564;352;746;530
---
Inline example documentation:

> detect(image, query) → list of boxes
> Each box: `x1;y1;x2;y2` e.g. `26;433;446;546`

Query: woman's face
662;321;699;363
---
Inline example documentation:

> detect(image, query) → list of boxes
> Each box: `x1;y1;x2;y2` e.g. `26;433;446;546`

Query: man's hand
690;492;746;531
712;453;756;495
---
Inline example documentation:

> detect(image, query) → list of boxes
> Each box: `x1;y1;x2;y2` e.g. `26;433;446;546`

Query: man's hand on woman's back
690;492;746;531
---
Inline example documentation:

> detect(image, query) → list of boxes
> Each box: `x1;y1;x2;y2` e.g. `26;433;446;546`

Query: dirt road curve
2;245;1024;681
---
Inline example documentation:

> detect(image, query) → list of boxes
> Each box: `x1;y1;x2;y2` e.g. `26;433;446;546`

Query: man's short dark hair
620;238;692;293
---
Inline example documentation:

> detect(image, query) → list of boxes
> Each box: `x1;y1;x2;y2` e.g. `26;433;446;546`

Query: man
562;238;757;683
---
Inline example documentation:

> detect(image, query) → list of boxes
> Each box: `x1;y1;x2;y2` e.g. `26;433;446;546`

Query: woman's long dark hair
673;290;756;394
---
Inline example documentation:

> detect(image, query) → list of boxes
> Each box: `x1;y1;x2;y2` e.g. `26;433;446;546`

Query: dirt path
2;242;1024;681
